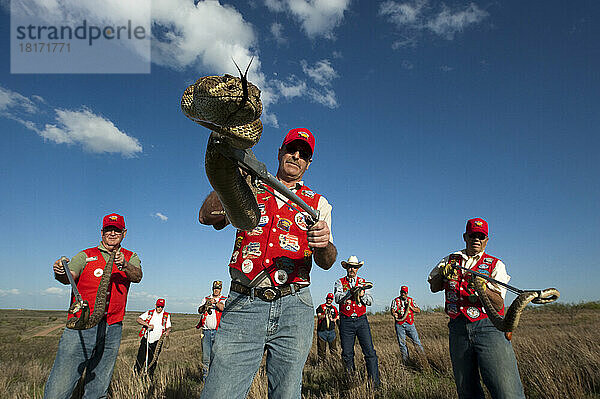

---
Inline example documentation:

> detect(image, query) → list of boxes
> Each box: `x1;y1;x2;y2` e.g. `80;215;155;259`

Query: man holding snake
390;285;424;364
198;128;337;399
428;218;525;399
44;213;142;399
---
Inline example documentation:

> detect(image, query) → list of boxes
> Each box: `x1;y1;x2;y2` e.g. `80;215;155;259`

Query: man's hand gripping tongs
60;257;90;318
212;140;320;225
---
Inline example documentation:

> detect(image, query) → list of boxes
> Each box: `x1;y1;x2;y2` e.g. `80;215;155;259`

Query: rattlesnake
396;298;417;324
147;333;168;371
66;250;116;330
474;282;560;332
181;70;263;231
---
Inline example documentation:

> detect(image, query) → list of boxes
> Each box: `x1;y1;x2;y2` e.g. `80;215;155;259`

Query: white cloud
38;109;142;157
401;60;414;70
379;0;488;47
273;78;307;99
42;287;68;295
440;65;454;72
270;22;287;45
265;0;351;39
0;86;38;114
307;87;338;108
301;59;339;87
152;212;169;221
0;288;21;296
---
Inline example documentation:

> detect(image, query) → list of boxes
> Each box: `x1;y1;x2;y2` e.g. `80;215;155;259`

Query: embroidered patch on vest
277;218;292;232
230;250;239;264
259;216;269;227
301;190;315;198
241;259;253;273
93;268;104;277
294;212;309;231
86;256;98;262
483;257;493;264
247;226;263;236
466;307;480;319
279;234;300;252
276;257;295;273
446;291;458;302
258;203;266;215
447;303;459;315
274;269;289;284
242;242;262;259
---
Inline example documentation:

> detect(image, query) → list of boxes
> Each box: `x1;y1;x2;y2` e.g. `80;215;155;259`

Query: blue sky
1;0;598;314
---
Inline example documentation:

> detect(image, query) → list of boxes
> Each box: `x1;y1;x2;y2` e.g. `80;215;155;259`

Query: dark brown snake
66;250;116;330
396;297;417;324
474;281;560;332
147;333;168;371
181;72;263;231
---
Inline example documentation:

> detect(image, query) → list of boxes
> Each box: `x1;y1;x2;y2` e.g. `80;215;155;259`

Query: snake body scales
181;74;264;231
66;250;116;330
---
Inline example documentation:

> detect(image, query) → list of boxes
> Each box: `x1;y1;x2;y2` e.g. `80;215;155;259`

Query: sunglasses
284;143;312;160
468;232;487;240
102;227;123;234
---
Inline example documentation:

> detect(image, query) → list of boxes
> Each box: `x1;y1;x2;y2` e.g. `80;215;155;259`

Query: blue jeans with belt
44;319;122;399
448;316;525;399
201;328;217;378
394;322;424;362
200;287;314;399
338;314;380;386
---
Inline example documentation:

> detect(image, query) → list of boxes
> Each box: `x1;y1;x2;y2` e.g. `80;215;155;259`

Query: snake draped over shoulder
181;73;264;231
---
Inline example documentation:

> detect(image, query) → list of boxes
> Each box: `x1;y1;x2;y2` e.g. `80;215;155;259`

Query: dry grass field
1;302;599;399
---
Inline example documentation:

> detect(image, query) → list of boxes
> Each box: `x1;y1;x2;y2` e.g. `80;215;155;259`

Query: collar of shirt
274;180;303;208
460;249;484;268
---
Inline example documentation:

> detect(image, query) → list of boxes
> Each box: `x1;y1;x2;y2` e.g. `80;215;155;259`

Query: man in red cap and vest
428;218;525;399
45;213;142;399
316;293;339;362
390;285;424;364
135;298;171;377
197;280;227;379
334;255;380;387
198;128;337;399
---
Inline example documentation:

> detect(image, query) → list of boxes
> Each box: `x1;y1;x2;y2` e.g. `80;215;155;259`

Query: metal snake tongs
454;264;559;304
213;141;320;225
60;257;89;315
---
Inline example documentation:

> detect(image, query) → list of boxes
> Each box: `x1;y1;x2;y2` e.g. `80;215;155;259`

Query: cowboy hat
341;255;364;269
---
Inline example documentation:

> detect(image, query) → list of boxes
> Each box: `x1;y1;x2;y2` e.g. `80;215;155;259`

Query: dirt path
28;323;64;338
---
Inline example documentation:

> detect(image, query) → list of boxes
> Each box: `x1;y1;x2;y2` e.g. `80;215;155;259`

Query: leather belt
230;281;302;302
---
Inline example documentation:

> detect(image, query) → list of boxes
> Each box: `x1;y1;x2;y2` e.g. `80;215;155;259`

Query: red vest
443;252;505;322
138;309;169;337
393;296;415;325
228;183;321;286
199;295;227;329
68;247;133;325
339;276;367;317
317;303;338;329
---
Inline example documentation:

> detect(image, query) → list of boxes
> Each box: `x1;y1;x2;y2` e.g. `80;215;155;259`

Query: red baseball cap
156;298;165;307
282;128;315;155
102;213;125;230
466;218;488;236
326;293;334;300
400;286;408;293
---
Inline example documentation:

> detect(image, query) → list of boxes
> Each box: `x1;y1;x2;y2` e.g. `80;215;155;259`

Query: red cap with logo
466;218;488;236
400;286;408;293
282;128;315;155
102;213;125;230
326;293;334;300
156;298;165;307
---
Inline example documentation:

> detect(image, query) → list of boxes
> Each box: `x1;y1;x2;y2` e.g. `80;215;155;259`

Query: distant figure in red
316;293;339;362
135;298;172;377
390;285;424;364
197;280;227;379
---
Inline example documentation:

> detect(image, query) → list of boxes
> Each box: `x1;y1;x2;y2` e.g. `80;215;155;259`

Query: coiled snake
66;250;116;330
396;297;417;324
181;68;264;231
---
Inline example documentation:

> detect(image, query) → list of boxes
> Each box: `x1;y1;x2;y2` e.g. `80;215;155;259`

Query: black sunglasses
468;232;487;240
284;143;312;160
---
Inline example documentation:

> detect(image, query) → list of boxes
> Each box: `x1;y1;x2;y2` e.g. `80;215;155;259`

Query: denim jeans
448;316;525;399
201;328;218;378
44;319;122;399
200;286;314;399
394;322;424;363
338;314;380;386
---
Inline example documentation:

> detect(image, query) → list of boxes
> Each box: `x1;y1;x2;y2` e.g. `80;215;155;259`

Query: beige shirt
428;249;511;298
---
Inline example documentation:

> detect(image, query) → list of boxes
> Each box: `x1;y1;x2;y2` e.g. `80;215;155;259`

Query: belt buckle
262;287;281;302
